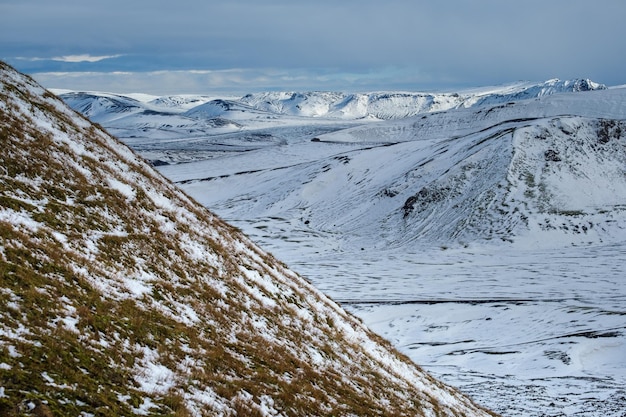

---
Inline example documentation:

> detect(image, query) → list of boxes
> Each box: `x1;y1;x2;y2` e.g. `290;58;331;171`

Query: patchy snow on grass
133;347;176;395
122;272;154;298
0;208;43;233
131;397;159;416
183;386;230;416
106;177;136;201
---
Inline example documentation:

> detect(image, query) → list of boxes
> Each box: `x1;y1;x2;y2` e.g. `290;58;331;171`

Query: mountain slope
313;89;626;248
0;63;497;416
59;91;147;123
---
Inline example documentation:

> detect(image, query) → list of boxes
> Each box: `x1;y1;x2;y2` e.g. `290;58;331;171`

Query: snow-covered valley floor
268;239;626;416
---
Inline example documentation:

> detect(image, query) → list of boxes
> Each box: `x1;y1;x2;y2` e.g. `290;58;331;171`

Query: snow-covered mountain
54;75;626;416
60;91;147;123
55;78;608;166
468;78;606;108
0;62;497;416
236;79;607;119
149;94;215;110
148;85;626;251
57;77;606;127
288;93;626;248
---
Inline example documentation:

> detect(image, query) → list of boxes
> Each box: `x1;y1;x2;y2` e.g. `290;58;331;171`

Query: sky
1;0;626;95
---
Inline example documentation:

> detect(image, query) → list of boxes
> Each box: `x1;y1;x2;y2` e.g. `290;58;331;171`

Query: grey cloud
2;0;625;91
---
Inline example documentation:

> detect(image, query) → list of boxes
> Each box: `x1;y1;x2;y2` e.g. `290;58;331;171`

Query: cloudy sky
1;0;625;95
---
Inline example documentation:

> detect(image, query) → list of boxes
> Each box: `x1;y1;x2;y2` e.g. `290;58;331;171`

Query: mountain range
0;61;496;416
57;78;606;127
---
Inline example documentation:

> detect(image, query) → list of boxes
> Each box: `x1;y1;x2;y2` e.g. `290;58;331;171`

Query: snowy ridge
469;78;606;107
238;90;465;120
0;62;495;416
302;91;626;248
57;78;606;129
59;91;147;123
238;79;605;119
149;94;215;110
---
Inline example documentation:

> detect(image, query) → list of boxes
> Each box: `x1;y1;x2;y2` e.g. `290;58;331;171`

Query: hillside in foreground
0;63;498;416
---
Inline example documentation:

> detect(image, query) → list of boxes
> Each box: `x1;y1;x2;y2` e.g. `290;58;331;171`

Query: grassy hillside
0;62;495;416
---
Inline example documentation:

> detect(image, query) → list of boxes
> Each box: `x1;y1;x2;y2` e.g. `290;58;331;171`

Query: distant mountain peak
546;77;606;91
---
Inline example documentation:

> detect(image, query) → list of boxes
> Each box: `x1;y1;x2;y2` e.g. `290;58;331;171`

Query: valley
59;81;626;416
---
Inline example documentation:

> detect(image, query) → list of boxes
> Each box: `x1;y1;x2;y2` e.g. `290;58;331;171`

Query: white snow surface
60;80;626;416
